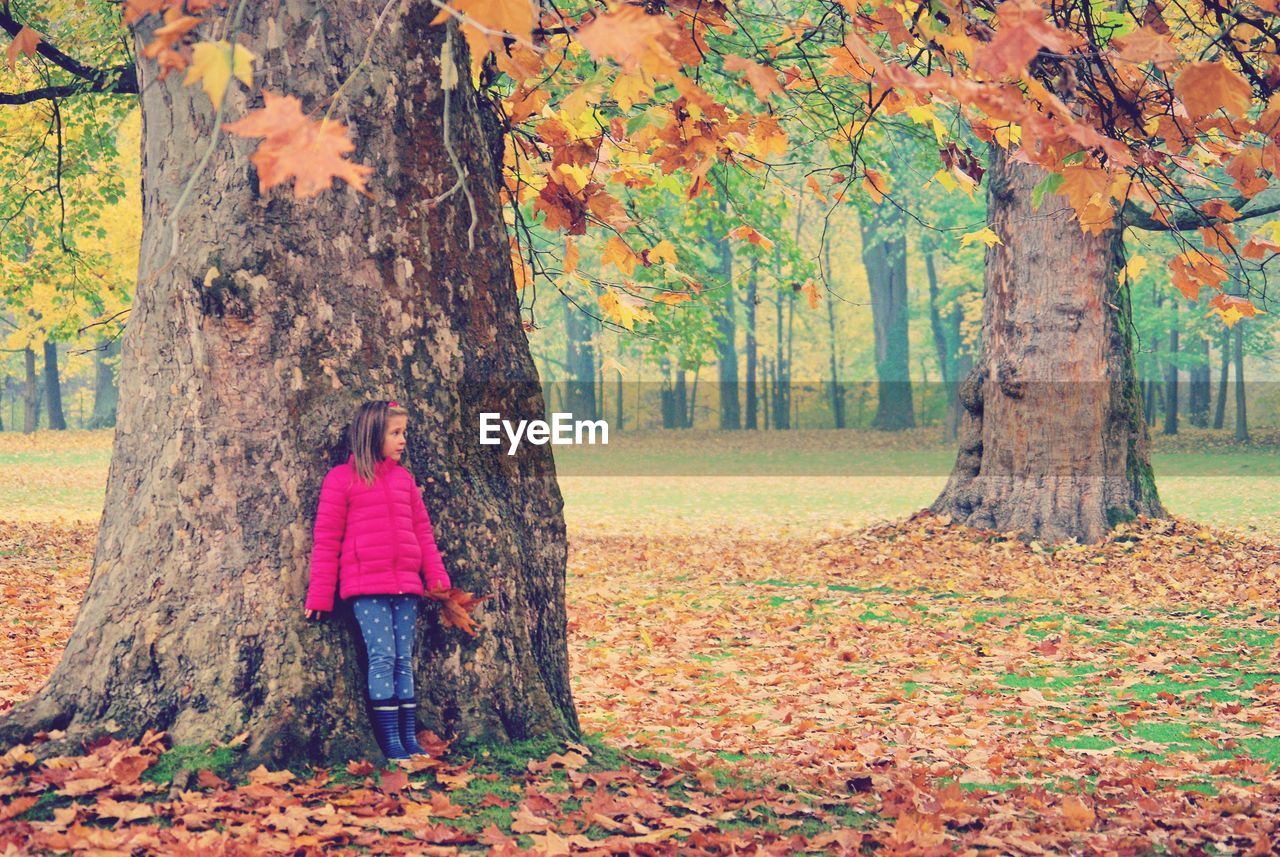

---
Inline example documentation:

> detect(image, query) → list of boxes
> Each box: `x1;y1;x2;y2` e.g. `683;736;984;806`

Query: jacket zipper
382;472;401;592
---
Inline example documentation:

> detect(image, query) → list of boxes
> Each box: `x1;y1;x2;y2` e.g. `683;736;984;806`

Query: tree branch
1123;197;1280;232
0;10;136;102
0;67;135;104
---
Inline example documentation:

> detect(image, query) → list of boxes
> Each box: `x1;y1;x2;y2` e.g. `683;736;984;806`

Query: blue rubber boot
369;696;409;762
398;698;428;756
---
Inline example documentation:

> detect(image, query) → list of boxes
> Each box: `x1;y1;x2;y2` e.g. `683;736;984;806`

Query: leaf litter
2;509;1279;853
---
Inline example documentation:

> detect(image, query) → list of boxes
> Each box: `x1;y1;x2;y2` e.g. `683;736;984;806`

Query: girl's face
382;415;408;461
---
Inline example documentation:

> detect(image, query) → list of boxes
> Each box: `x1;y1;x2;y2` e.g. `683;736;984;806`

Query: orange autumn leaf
722;55;785;102
141;14;203;60
801;280;820;309
1061;796;1096;831
863;168;889;203
6;26;42;72
726;224;774;251
1110;26;1179;70
1207;293;1261;327
123;0;170;25
423;587;490;637
573;6;683;79
1170;252;1227;299
651;290;693;305
223;92;373;199
972;0;1078;77
1175;61;1252;119
430;0;534;38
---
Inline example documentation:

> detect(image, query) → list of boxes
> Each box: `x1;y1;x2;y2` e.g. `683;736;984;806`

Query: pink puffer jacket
305;455;450;612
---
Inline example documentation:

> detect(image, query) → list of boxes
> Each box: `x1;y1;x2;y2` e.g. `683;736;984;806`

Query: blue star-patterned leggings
350;594;418;700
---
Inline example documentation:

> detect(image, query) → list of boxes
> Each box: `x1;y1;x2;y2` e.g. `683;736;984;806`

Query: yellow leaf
991;122;1021;147
1123;255;1147;280
598;289;655;330
648;239;678;266
602;236;641;275
961;227;1002;248
611;71;654;111
1210;304;1244;328
556;163;593;195
905;103;947;143
185;40;256;110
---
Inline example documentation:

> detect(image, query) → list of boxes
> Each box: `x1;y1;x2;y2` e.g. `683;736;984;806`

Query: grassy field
3;428;1277;536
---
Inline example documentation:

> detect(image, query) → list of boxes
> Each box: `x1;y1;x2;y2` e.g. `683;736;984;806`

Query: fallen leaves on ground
3;510;1280;852
567;512;1280;852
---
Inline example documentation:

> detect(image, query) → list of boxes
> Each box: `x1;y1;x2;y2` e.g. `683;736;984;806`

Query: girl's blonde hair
350;400;408;484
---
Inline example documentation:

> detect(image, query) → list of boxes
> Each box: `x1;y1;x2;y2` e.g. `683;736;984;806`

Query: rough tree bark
0;11;579;771
931;146;1165;544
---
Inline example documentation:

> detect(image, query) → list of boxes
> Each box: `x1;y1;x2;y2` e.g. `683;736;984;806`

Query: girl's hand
305;609;327;620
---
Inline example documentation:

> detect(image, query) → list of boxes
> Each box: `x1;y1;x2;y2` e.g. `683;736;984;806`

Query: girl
304;400;451;763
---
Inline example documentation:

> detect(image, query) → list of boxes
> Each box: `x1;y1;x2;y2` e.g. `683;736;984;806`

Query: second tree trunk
931;146;1164;543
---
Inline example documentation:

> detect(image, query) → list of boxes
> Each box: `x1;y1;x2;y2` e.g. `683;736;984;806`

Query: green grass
5;429;1280;536
141;741;240;785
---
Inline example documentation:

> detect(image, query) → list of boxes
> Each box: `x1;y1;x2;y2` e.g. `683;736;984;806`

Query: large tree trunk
860;204;914;430
88;338;121;429
22;346;38;433
931;146;1164;544
42;339;67;431
1;12;578;772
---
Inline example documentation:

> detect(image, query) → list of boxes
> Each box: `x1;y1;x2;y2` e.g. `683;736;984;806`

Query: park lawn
2;429;1280;853
2;427;1279;535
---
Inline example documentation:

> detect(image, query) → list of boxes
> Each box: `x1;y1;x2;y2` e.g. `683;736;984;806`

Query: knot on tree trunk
996;359;1023;399
958;364;985;414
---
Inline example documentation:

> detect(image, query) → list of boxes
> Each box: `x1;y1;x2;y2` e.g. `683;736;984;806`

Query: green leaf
1031;173;1064;210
